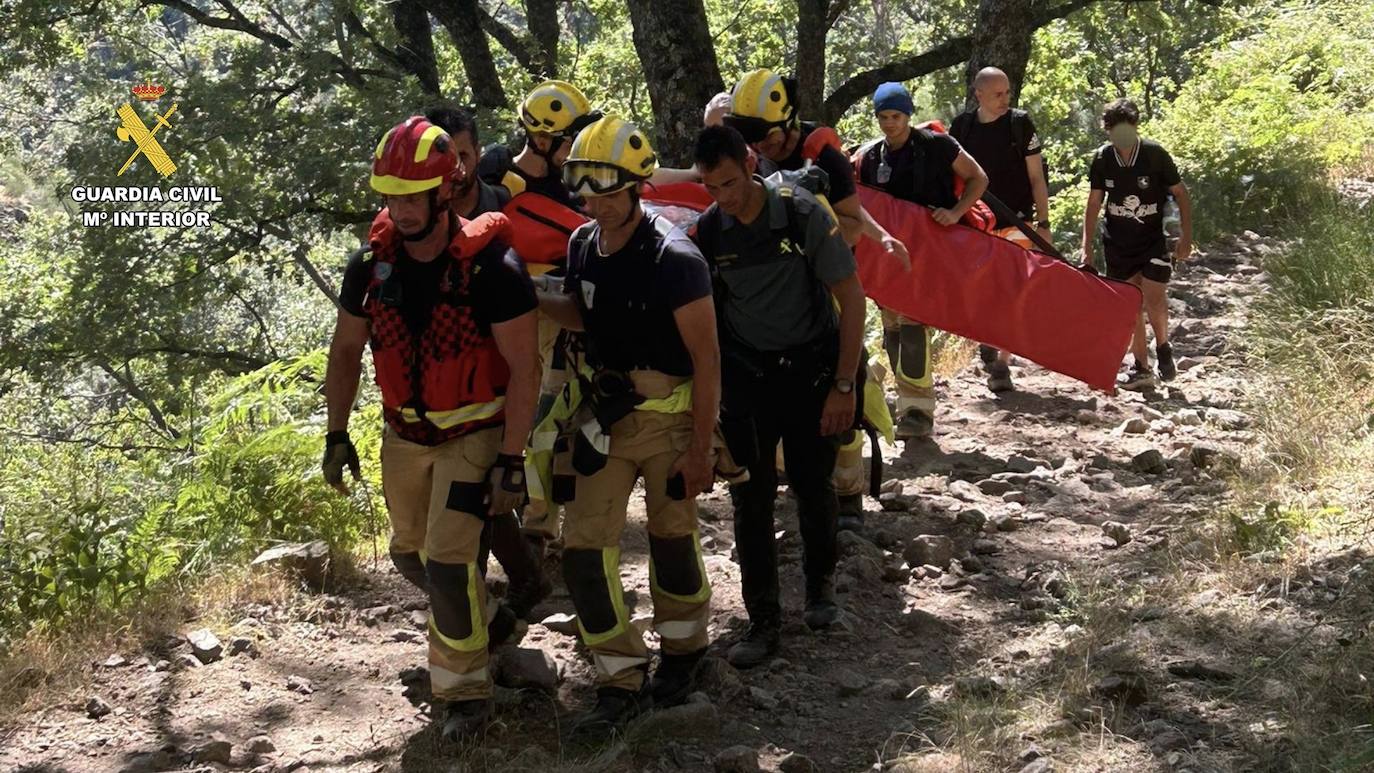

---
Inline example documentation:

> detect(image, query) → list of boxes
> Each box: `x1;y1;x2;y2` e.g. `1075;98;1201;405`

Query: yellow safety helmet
562;115;658;197
725;68;798;142
519;80;595;137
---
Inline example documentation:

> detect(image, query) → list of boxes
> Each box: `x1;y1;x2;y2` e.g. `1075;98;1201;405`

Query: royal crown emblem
132;82;166;102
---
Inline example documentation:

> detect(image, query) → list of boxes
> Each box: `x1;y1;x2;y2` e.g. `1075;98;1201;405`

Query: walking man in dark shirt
693;125;866;668
855;82;988;440
950;67;1051;393
1082;98;1194;390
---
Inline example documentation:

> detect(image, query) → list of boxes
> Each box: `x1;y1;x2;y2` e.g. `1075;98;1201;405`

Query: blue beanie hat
873;82;914;116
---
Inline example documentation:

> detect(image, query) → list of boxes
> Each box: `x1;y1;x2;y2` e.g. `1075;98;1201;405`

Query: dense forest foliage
0;0;1371;646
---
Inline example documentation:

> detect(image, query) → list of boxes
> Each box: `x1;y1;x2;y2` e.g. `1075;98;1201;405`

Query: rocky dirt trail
2;239;1302;773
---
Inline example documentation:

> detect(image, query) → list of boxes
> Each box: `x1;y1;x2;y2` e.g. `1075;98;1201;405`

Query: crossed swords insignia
116;102;178;177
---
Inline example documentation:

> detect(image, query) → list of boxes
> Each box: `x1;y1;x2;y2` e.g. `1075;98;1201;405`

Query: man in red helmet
323;116;540;740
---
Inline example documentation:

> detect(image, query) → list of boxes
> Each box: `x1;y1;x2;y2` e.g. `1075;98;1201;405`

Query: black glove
322;430;361;492
485;452;527;514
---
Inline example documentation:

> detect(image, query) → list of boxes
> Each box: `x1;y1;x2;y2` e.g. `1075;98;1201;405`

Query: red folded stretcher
852;184;1140;392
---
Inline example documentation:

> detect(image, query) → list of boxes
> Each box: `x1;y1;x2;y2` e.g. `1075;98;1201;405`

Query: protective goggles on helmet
562;161;642;197
722;113;788;144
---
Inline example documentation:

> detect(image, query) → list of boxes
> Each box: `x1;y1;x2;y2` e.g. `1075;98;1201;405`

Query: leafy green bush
1149;3;1374;240
0;351;382;643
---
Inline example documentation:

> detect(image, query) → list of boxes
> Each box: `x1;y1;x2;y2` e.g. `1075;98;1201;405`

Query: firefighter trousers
382;425;500;702
881;308;936;422
561;409;711;692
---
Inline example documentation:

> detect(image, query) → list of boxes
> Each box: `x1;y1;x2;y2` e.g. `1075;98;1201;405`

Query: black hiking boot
486;602;523;649
1156;342;1177;382
803;576;841;631
836;493;865;533
987;360;1014;393
648;648;705;707
570;686;648;740
505;570;553;621
439;698;491;742
727;622;780;669
894;410;934;441
1118;361;1156;391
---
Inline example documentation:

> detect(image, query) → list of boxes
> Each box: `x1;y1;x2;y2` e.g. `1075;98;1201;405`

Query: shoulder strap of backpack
949;111;973;143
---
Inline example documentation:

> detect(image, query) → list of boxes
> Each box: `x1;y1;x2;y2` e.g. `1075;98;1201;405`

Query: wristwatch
833;377;855;394
1036;220;1051;229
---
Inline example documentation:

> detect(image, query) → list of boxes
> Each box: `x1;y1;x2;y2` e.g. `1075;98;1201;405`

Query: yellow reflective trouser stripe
525;379;583;505
578;547;630;647
399;396;506;429
863;378;895;444
649;531;712;605
428;563;488;653
637;380;693;414
840;433;864;452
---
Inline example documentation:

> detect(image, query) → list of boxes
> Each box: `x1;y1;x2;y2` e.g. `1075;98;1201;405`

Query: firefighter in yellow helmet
496;79;602;207
533;115;722;738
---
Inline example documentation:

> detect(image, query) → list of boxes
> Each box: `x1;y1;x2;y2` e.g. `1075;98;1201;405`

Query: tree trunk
962;0;1036;109
624;0;724;166
525;0;561;78
423;0;508;108
823;0;1099;122
795;0;829;118
390;0;440;95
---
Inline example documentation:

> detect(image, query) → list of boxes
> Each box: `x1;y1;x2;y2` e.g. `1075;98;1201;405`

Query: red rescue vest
363;209;514;445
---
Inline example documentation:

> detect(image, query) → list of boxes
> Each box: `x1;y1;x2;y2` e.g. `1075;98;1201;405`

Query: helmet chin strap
402;189;444;243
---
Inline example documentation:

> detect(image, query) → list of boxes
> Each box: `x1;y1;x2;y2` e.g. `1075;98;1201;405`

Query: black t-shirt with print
1088;139;1181;260
564;214;712;376
953;109;1041;225
857;129;962;210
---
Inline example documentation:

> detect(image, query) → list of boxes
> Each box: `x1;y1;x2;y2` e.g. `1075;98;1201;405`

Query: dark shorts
1106;252;1173;284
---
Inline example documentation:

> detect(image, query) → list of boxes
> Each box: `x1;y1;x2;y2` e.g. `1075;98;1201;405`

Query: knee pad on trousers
427;559;486;652
446;480;489;519
390;550;428;590
648;533;708;602
883;329;900;373
897;323;930;383
562;547;627;644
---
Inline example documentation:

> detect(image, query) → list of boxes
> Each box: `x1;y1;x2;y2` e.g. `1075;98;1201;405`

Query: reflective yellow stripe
375;128;392;160
415;124;445;163
428;563;487;653
637;380;693;414
863;375;895;445
649;531;712;605
578;547;630;647
398;396;505;429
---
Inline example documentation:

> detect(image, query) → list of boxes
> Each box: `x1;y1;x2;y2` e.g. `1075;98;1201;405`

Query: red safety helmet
370;116;459;195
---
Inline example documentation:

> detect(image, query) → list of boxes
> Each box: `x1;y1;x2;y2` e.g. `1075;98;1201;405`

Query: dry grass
0;561;307;722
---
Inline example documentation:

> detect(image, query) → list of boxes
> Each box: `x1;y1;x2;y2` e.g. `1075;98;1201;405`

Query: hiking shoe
803;578;841;631
505;569;553;620
570;686;647;740
978;344;998;366
836;493;865;533
487;602;522;649
1118;361;1156;391
648;648;705;707
439;698;491;742
894;410;934;440
726;622;780;669
1156;343;1177;382
987;361;1014;393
